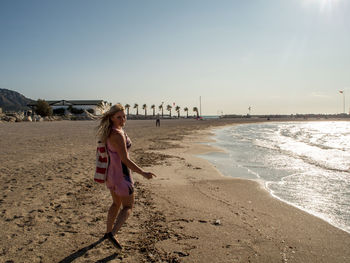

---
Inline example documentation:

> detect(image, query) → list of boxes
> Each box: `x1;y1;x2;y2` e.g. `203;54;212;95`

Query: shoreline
146;121;350;262
266;183;350;235
198;122;350;235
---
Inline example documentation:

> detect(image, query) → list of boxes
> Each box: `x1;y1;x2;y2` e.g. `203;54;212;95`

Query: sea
200;121;350;233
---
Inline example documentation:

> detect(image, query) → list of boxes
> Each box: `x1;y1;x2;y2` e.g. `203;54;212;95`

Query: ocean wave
278;124;350;152
296;154;349;173
250;127;350;172
267;141;349;173
208;121;350;235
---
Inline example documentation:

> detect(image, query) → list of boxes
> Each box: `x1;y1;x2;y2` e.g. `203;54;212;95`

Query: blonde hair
96;103;125;143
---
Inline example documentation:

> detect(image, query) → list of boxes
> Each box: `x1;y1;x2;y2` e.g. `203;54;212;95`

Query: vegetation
125;104;130;116
184;107;189;118
134;103;139;115
35;99;52;117
193;107;199;118
166;104;172;117
119;102;201;119
175;106;181;118
159;104;164;117
142;104;147;116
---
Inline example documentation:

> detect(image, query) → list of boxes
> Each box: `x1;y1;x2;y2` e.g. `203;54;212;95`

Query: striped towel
94;141;109;183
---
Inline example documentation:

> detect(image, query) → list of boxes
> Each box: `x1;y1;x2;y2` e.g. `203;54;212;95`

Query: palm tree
151;104;155;116
175;106;181;118
167;104;172;117
125;104;130;116
159;104;164;118
184;107;189;118
193;107;199;118
134;103;139;115
142;104;147;116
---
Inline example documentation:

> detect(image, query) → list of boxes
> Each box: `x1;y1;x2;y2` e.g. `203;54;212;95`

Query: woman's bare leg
112;193;134;235
106;190;122;233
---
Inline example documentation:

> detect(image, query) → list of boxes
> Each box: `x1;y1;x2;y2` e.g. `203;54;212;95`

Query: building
27;100;110;115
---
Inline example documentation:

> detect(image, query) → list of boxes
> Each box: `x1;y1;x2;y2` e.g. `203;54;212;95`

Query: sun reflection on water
203;121;350;233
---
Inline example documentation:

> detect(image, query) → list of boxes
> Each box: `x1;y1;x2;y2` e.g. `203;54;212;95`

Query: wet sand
0;119;349;262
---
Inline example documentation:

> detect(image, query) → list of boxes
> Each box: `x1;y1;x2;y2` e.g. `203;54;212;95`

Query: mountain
0;89;35;112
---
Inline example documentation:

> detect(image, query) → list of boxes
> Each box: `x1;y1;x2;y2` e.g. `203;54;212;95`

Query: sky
0;0;349;115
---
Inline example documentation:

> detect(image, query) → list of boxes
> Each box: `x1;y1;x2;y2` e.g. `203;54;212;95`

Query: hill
0;89;35;112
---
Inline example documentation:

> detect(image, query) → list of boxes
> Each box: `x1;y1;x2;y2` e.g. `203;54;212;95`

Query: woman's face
111;110;126;127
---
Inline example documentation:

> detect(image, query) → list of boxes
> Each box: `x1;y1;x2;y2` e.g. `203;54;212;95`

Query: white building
28;100;110;115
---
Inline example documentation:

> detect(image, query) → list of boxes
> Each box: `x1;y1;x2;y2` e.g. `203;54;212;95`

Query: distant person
96;103;156;249
156;114;160;127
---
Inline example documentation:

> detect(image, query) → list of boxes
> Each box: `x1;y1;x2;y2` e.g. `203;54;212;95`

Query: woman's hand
142;172;157;180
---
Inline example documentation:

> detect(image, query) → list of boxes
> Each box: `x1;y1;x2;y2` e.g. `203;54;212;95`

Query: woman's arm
109;131;156;179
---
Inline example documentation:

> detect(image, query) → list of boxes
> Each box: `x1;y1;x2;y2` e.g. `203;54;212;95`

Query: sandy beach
1;119;350;263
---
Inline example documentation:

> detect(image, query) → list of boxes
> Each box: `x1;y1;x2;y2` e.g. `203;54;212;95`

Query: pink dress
105;129;134;196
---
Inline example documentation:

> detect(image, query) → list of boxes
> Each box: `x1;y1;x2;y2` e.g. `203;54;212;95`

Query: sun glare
304;0;341;13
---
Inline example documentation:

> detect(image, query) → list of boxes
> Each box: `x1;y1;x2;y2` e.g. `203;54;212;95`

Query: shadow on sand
58;236;119;263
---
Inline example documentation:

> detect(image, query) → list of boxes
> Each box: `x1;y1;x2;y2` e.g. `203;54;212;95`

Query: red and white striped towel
94;141;109;183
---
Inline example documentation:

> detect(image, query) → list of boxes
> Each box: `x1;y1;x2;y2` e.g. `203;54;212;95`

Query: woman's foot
104;232;122;249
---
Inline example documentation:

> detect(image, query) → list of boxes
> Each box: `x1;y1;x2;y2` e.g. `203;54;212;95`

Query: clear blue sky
1;0;349;115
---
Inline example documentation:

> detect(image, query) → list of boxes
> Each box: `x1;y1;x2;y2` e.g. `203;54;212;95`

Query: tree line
31;99;201;118
124;103;200;118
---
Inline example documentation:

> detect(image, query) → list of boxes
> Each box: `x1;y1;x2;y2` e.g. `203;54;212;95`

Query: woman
96;104;156;249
